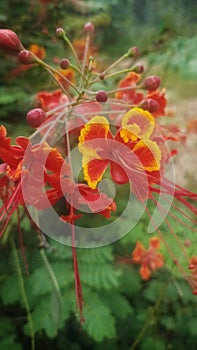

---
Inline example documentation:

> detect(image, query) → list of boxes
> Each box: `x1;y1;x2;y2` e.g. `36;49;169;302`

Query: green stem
61;33;81;68
11;240;35;350
39;248;63;310
129;281;169;350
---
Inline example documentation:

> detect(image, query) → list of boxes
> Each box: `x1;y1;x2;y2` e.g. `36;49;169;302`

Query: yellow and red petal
83;158;109;189
78;116;110;151
121;107;155;142
133;139;161;172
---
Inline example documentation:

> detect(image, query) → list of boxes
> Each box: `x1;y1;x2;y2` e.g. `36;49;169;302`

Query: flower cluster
0;24;197;320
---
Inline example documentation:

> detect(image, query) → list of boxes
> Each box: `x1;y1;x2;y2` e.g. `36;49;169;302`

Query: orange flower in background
55;67;75;90
186;119;197;134
29;43;46;60
72;38;97;62
132;237;164;280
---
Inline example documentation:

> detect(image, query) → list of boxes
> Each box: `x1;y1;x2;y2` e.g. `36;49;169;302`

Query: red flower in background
132;237;164;280
37;89;69;111
115;71;167;117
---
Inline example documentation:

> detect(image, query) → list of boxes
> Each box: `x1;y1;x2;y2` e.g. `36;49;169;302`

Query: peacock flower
78;107;161;200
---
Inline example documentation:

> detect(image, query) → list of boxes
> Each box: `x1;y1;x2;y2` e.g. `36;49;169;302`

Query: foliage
1;212;197;349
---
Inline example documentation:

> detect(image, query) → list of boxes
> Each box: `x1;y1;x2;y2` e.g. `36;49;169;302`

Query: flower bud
127;46;139;57
60;58;70;69
132;64;144;74
26;108;46;128
99;73;105;80
139;99;159;113
188;264;195;270
56;27;66;39
18;50;36;64
143;75;161;91
0;29;24;53
83;22;95;34
96;90;108;103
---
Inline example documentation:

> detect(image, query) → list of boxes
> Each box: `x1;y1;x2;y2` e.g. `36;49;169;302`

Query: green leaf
100;291;133;319
80;262;121;290
83;291;116;342
24;297;60;338
0;318;22;350
0;274;21;305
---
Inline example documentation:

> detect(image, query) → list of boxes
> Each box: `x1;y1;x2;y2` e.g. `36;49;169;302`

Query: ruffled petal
83;158;109;189
121;107;155;142
78;116;110;153
133;139;161;171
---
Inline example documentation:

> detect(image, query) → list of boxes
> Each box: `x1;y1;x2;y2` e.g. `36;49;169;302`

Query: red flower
145;89;167;117
132;237;164;280
115;71;143;104
36;89;69;111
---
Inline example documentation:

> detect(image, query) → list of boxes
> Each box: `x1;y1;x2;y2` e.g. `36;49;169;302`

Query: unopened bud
143;75;161;91
188;264;195;270
99;73;105;80
18;50;36;64
96;90;108;103
133;64;144;74
84;22;95;34
26;108;46;128
128;46;139;57
60;58;70;69
56;27;66;39
184;239;191;247
140;99;159;113
0;29;24;53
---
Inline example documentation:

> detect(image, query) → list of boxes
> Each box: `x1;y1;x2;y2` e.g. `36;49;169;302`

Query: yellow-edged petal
78;116;109;153
133;139;161;171
121;107;155;142
83;157;109;189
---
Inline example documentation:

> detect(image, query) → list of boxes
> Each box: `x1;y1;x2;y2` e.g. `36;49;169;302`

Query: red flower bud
96;90;108;103
18;50;36;64
128;46;139;57
140;99;159;113
188;264;195;270
26;108;46;128
133;64;144;74
56;27;66;38
60;58;70;69
143;75;161;91
83;22;95;34
0;29;24;53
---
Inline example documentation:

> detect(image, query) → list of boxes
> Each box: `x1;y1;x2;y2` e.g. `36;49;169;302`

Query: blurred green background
0;1;197;349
